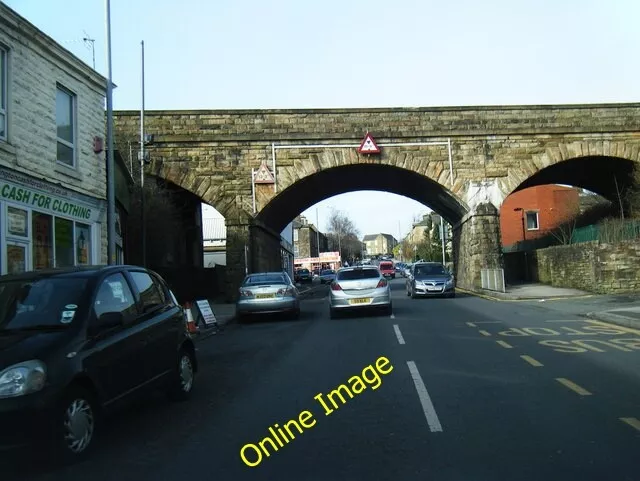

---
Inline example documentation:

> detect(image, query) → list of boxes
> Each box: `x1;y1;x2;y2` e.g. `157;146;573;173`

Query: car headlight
0;360;47;399
445;277;454;286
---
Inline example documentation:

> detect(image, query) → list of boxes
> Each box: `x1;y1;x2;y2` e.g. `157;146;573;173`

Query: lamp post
104;0;116;265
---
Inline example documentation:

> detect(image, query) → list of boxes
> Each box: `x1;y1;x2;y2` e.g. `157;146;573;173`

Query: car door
83;271;144;404
126;269;181;383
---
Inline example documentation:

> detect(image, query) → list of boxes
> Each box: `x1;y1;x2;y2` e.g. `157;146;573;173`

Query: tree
626;163;640;218
326;208;360;262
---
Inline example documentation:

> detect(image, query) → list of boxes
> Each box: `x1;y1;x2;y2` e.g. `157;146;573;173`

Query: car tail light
331;283;342;291
377;279;387;288
239;289;253;297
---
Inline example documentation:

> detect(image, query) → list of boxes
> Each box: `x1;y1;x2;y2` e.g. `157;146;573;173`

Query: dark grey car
406;262;455;298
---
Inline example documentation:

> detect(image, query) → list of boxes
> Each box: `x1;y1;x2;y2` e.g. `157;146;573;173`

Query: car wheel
410;287;417;299
169;348;196;401
329;307;338;319
50;386;99;464
406;287;411;297
449;292;456;298
383;304;393;316
291;308;301;320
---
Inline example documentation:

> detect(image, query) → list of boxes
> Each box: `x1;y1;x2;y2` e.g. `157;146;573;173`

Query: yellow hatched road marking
620;417;640;432
479;330;491;337
466;322;477;327
520;355;544;367
556;378;592;396
496;340;513;349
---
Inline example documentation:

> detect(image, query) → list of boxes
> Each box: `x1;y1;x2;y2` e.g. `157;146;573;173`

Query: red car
378;261;395;279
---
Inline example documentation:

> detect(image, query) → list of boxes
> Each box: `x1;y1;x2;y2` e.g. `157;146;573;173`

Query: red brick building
500;185;580;247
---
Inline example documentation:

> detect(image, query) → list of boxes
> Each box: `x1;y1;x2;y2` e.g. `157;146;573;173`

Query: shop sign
0;178;102;223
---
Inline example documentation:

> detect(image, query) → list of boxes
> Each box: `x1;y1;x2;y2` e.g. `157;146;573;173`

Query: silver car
406;262;456;298
236;271;300;319
329;266;392;318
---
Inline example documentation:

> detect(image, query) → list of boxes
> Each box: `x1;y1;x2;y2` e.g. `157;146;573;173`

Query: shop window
56;85;76;167
75;223;91;265
129;271;165;313
7;206;28;237
33;212;53;269
6;241;27;274
55;217;74;267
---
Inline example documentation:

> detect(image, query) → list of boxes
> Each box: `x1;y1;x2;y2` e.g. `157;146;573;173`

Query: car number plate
349;298;372;305
255;293;275;299
427;287;442;292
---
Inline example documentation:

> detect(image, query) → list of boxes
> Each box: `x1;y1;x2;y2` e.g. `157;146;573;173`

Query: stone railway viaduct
113;103;640;297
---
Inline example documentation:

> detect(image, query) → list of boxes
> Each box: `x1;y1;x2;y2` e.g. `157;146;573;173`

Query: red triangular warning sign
357;132;381;154
254;161;275;184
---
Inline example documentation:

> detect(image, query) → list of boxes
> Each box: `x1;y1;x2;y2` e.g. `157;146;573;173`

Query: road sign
357;133;381;154
254;161;275;184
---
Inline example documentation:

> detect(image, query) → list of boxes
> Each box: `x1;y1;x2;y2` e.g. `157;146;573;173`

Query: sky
5;0;639;238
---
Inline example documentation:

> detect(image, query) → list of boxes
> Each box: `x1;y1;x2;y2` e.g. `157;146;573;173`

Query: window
526;211;539;230
0;46;6;140
93;273;137;322
33;212;53;269
337;269;379;281
56;85;75;166
75;223;91;265
7;206;27;237
130;271;165;312
55;217;74;267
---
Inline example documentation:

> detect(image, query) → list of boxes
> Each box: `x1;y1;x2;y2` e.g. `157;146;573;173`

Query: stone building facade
0;4;107;274
293;215;327;259
363;233;397;256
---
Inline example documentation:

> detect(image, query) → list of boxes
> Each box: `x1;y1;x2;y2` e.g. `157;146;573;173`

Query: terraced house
0;3;108;274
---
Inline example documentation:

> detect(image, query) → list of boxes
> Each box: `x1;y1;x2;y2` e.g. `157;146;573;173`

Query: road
5;278;640;481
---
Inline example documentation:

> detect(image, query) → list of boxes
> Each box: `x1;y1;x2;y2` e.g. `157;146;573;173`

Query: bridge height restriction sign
357;132;381;154
195;300;218;327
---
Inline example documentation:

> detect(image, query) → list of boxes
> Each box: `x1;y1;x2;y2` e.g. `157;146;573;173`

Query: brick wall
534;240;640;293
500;185;580;247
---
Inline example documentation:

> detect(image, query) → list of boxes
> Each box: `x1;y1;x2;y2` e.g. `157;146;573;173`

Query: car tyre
168;347;196;402
49;385;99;464
410;288;418;299
329;307;338;319
291;308;301;320
406;288;411;297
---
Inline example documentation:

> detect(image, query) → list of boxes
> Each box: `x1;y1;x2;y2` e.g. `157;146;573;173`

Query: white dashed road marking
393;324;405;344
407;361;443;432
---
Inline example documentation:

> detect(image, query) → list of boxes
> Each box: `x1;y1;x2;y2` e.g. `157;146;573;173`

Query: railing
481;268;505;293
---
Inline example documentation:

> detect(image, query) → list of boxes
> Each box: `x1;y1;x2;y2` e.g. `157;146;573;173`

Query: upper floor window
0;46;7;141
526;211;539;230
56;85;76;167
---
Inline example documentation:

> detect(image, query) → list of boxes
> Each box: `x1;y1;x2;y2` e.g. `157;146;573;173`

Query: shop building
0;4;108;274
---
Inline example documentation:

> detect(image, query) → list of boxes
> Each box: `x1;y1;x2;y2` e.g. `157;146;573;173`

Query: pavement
5;278;639;481
460;282;640;330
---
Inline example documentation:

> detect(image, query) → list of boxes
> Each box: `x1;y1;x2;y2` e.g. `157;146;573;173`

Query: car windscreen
337;269;380;280
244;274;287;286
0;277;89;330
321;270;335;275
414;264;447;276
379;263;393;269
298;269;310;274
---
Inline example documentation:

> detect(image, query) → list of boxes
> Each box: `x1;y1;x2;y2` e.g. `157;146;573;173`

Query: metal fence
481;268;506;293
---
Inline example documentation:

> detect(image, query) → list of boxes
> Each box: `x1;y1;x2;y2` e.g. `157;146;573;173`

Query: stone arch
255;162;469;233
152;162;251;223
502;140;639;203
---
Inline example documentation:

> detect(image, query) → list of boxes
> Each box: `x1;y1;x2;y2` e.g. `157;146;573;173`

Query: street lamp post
104;0;116;265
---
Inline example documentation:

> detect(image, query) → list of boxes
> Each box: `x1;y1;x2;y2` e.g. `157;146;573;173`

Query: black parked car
294;268;312;283
0;265;197;462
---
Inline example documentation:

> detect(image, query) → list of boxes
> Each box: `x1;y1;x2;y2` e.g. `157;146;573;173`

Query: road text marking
393;324;405;345
407;361;443;433
479;330;492;337
496;340;513;349
520;355;544;367
466;322;477;327
556;378;592;396
620;417;640;432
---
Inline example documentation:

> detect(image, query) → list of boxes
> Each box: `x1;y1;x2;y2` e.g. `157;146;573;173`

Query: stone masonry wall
453;202;504;290
535;240;640;293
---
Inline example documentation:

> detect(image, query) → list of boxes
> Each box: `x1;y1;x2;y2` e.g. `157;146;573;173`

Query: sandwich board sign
195;300;218;327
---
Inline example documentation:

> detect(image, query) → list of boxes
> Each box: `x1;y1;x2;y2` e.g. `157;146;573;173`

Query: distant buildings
362;233;397;256
293;215;328;258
